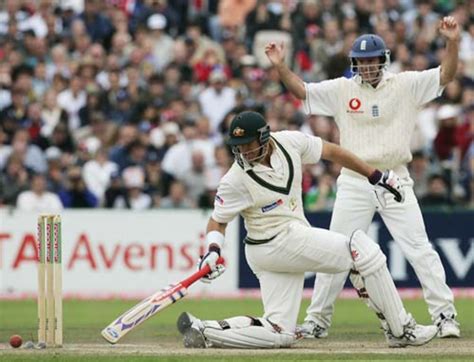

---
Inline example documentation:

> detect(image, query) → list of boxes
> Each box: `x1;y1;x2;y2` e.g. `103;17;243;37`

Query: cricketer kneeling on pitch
177;111;438;349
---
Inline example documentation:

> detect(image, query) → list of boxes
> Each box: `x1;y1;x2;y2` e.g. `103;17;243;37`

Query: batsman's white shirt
301;67;456;325
303;67;443;176
212;131;322;239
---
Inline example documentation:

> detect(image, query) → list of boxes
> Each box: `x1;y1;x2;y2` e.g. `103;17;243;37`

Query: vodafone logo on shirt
347;98;364;114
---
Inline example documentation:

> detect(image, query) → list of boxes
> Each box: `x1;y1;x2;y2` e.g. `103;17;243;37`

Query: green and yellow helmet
227;111;271;166
227;111;270;146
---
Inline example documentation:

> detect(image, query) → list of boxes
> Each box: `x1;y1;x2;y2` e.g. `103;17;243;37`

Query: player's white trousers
306;174;456;328
245;221;355;332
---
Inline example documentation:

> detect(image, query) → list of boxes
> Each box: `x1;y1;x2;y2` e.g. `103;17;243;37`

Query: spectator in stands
212;0;256;41
57;73;87;131
16;173;63;212
309;19;344;80
419;174;454;208
0;87;28;141
78;87;105;127
44;147;64;194
41;89;68;138
180;150;207;204
143;150;163;203
109;124;139;170
45;44;71;82
104;171;124;208
82;148;118;205
290;0;321;53
409;151;431;199
245;0;282;49
147;13;175;72
113;165;152;210
0;153;29;206
160;180;194;208
10;128;47;173
58;166;98;208
162;120;215;180
48;122;76;155
198;69;236;135
79;0;114;46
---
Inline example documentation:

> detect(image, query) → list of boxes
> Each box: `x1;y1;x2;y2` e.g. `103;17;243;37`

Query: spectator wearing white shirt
57;74;87;131
41;89;68;138
16;173;63;212
161;121;215;180
113;166;151;210
46;44;71;82
82;148;118;205
198;69;236;135
147;13;175;72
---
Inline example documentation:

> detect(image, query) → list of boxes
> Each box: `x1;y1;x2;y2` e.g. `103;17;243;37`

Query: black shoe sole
183;328;207;348
177;312;193;335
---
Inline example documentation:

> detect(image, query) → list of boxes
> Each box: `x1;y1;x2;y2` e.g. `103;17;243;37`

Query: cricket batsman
177;111;438;348
265;16;461;338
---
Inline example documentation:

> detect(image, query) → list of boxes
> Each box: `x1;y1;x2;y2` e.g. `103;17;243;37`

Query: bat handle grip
200;256;226;275
181;257;226;288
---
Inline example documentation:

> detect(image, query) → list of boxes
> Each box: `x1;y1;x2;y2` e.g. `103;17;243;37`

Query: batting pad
363;267;411;337
350;230;410;337
202;317;296;349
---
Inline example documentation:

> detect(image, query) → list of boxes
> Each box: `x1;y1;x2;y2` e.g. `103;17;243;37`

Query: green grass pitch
0;297;473;361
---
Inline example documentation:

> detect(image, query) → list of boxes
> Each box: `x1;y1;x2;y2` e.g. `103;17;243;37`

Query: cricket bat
101;257;224;344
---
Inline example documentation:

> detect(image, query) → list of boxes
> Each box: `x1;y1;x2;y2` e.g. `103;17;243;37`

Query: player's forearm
275;63;306;100
321;142;375;178
440;39;459;86
207;218;227;235
205;218;227;252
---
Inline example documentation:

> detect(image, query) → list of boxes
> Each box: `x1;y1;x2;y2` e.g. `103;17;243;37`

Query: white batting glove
198;247;226;284
369;170;405;208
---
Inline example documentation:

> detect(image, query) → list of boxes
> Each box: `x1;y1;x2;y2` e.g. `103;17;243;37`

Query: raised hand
265;42;285;67
439;16;460;42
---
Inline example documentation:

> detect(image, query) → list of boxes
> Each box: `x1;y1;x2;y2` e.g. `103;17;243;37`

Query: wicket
37;214;63;347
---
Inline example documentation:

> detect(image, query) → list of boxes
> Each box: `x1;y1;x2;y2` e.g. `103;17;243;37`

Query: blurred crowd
0;0;472;212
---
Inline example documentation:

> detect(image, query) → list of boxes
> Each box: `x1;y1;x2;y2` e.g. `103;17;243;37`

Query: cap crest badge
233;127;245;137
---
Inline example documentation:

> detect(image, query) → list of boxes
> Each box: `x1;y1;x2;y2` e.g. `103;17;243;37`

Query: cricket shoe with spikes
436;313;460;338
177;312;208;348
384;318;438;348
295;320;328;339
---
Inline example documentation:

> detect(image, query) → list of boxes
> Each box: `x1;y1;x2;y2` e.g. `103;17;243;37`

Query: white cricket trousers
245;221;353;333
306;174;456;328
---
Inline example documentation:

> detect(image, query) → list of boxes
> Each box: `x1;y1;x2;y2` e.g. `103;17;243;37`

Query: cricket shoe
436;313;460;338
384;319;438;348
295;320;328;339
177;312;207;348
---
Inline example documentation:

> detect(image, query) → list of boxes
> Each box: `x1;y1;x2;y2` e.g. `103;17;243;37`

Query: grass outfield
0;297;473;361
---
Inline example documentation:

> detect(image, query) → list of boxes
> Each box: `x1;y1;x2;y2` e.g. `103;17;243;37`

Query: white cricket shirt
212;131;323;240
303;67;443;177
